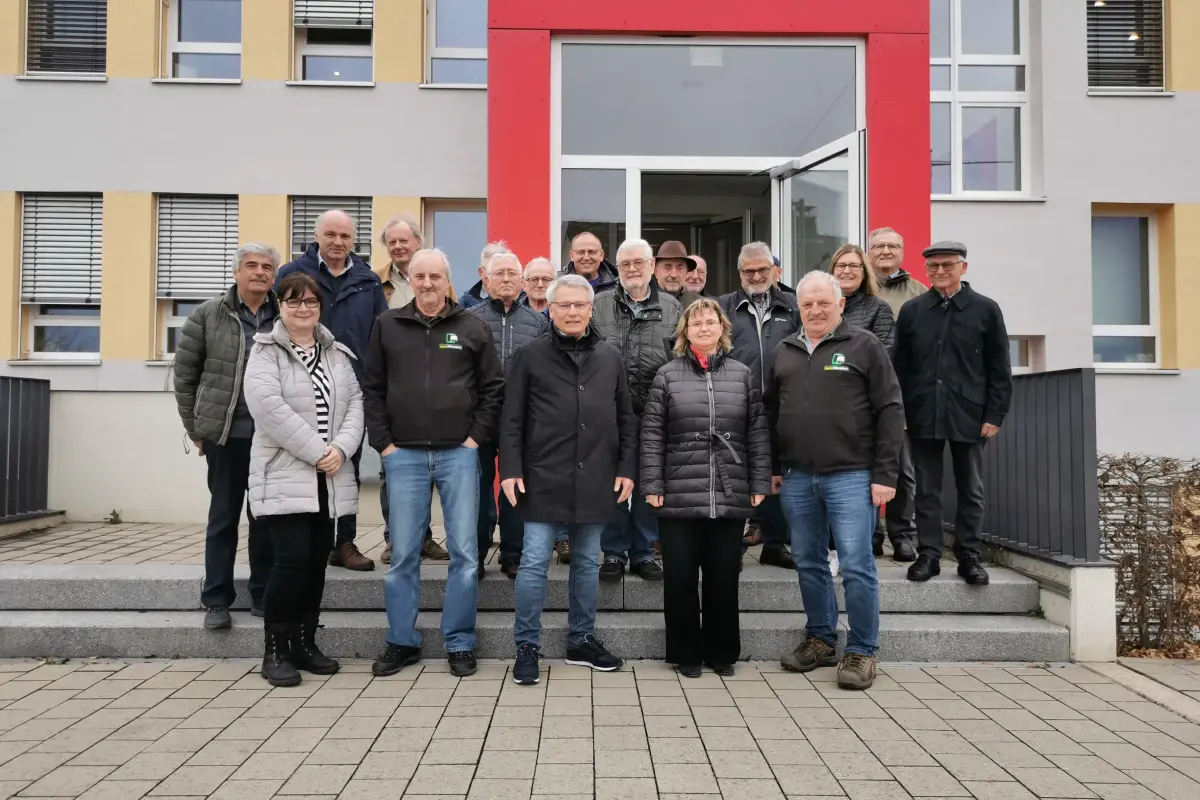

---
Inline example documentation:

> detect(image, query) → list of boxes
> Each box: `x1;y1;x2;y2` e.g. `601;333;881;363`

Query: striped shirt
291;342;331;442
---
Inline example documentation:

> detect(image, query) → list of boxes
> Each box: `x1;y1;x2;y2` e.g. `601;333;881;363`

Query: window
25;0;107;75
1087;0;1165;91
425;202;487;298
294;0;373;83
163;301;203;356
20;194;103;358
1091;214;1158;367
290;196;372;262
1008;336;1044;374
930;0;1029;196
166;0;242;80
426;0;487;85
156;195;238;356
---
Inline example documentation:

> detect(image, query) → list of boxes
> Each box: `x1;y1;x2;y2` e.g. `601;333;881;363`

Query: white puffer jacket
244;321;364;519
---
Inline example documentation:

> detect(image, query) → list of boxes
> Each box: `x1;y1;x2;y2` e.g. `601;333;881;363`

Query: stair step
0;610;1068;663
0;563;1040;614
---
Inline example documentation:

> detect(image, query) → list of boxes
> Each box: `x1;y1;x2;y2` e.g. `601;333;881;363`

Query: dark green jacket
591;283;681;415
173;285;280;445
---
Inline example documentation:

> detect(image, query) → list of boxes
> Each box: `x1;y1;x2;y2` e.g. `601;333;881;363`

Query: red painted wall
488;0;930;278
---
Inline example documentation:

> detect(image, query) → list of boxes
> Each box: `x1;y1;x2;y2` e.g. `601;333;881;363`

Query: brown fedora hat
657;240;697;270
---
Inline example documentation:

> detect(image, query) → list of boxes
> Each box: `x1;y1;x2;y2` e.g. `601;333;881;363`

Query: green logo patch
439;332;463;351
824;352;849;372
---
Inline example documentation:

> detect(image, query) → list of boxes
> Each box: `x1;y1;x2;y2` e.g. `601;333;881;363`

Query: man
276;209;386;572
364;249;504;677
521;257;555;316
501;274;634;683
773;255;796;294
460;241;512;310
563;231;619;294
766;270;905;691
174;244;279;630
719;242;798;570
372;215;450;566
591;238;681;582
469;252;550;578
684;254;708;296
894;241;1012;586
868;227;926;318
654;240;702;308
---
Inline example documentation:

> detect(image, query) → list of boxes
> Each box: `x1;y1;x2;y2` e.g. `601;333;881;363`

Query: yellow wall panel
1169;0;1200;92
375;0;424;83
243;0;292;81
372;197;423;254
0;193;20;359
238;195;290;263
100;193;156;360
107;0;158;78
0;0;21;75
1156;206;1178;370
1169;204;1200;369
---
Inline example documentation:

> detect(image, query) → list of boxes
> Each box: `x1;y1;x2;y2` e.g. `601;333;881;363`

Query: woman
640;298;772;678
245;273;364;687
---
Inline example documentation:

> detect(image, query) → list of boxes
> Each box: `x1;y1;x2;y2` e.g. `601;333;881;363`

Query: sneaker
828;550;840;577
677;664;702;678
513;644;541;685
761;546;796;570
566;635;624;672
630;559;663;581
329;541;375;571
554;539;572;565
781;637;838;673
204;605;231;630
422;537;450;560
448;650;478;677
381;543;392;565
599;559;624;583
371;643;421;677
837;653;877;690
708;662;736;677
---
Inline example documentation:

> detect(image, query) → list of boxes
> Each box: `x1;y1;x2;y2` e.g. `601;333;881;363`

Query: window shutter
293;0;374;28
290;196;373;262
156;196;239;299
1087;0;1165;90
20;194;104;305
25;0;107;74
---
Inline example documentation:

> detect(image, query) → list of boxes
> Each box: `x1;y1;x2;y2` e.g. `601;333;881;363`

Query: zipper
502;312;510;368
323;344;338;520
425;327;432;447
705;371;716;519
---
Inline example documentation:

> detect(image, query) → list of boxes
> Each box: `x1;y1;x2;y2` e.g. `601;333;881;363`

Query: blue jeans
601;483;658;565
780;468;879;657
515;522;604;649
382;446;480;652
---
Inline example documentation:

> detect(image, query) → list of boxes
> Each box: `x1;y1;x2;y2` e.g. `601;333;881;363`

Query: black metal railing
0;377;52;523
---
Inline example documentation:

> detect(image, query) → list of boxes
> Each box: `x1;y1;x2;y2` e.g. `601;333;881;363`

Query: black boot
872;533;884;558
291;614;340;675
261;624;301;687
906;554;941;582
891;538;917;562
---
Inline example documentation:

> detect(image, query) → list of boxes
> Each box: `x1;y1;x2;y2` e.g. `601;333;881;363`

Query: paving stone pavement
2;658;1200;799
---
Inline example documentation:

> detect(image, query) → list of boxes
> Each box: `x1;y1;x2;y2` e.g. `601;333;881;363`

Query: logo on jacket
825;352;849;372
440;333;462;351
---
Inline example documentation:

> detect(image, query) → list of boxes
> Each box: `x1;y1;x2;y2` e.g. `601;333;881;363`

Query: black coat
499;327;637;524
842;288;896;353
467;297;550;371
893;283;1013;443
640;350;772;519
718;286;800;392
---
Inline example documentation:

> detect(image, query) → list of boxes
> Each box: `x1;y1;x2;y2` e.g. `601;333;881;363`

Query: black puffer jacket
842;288;896;353
640;350;772;519
468;297;550;371
591;283;682;415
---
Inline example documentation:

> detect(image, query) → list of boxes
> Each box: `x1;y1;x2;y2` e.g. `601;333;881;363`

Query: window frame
293;26;374;84
930;0;1031;198
23;0;109;77
164;0;243;81
1086;0;1166;93
25;305;102;360
158;299;205;359
424;0;488;86
423;199;488;296
1090;209;1160;370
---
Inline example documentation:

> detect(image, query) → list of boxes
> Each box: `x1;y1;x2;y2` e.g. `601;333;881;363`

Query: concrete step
0;563;1041;614
0;610;1069;662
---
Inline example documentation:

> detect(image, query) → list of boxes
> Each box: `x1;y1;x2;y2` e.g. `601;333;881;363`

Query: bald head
315;210;356;273
685;254;707;293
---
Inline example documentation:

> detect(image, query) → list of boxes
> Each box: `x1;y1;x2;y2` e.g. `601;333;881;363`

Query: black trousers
336;444;362;545
478;441;523;561
263;479;335;625
875;435;917;545
660;518;743;667
744;494;789;551
201;437;271;609
911;437;986;561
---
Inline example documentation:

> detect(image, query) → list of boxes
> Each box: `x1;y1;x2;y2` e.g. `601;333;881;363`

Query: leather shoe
958;558;990;586
329;542;374;571
760;547;795;570
872;535;884;558
907;554;941;582
891;539;917;562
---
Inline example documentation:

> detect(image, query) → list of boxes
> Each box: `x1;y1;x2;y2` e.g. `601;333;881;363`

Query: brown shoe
381;544;392;565
328;542;374;571
422;538;450;560
555;539;571;565
837;653;877;690
781;637;837;673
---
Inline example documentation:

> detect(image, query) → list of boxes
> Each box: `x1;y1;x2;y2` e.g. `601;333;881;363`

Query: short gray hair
868;227;904;248
546;274;595;303
797;270;843;302
524;256;557;274
485;252;522;275
409;248;452;278
314;209;356;236
480;240;511;267
615;238;653;264
234;243;281;273
379;214;422;246
737;241;774;270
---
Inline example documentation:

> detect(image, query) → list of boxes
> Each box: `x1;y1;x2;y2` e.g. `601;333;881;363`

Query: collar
318;251;352;276
924;281;972;309
388;262;410;283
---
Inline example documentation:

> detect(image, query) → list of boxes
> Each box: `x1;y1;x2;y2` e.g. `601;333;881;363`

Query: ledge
150;78;242;85
1087;90;1174;98
7;359;101;367
932;195;1048;203
1095;368;1180;376
15;74;106;82
418;82;487;90
284;80;375;88
144;360;174;367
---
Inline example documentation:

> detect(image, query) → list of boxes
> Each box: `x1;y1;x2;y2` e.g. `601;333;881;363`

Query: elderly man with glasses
867;227;926;318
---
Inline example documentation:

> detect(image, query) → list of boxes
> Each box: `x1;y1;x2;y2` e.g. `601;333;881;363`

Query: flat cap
922;240;967;259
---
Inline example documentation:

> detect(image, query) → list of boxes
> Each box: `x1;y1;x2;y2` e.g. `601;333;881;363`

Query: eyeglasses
739;266;772;279
551;301;592;312
525;276;554;285
284;297;320;309
870;243;902;251
925;260;962;273
616;258;651;270
832;263;864;273
572;249;601;257
688;319;722;329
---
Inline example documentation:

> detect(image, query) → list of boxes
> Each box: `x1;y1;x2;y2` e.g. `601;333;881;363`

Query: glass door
771;131;866;287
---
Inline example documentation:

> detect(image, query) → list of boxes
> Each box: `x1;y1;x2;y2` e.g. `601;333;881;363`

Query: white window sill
285;80;375;88
1094;367;1179;375
145;359;175;367
1087;90;1173;98
16;74;107;82
418;82;487;90
8;358;102;366
932;195;1047;203
151;78;242;85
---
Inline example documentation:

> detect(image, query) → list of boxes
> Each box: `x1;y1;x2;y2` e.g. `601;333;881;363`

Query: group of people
174;209;1012;691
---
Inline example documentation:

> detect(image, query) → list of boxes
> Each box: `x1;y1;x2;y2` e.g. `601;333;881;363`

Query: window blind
290;196;372;261
293;0;374;28
20;194;104;305
26;0;107;74
1087;0;1165;90
156;195;239;299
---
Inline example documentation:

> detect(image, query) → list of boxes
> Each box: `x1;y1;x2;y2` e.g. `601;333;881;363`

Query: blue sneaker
513;643;541;685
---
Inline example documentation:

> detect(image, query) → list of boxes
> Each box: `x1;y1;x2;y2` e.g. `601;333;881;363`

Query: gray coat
244;321;364;519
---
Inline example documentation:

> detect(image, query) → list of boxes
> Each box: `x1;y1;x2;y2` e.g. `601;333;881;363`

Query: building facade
1;0;1198;522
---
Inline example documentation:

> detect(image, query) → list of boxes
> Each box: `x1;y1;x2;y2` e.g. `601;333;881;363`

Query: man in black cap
893;241;1012;586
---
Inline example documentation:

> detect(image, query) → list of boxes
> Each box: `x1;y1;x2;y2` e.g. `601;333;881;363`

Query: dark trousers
201;437;271;609
745;494;789;552
660;518;743;667
875;436;917;546
478;442;523;562
336;445;362;545
911;437;986;561
262;479;335;625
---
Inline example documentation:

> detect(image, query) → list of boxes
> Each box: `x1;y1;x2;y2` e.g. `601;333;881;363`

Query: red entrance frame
487;0;930;279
